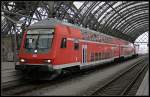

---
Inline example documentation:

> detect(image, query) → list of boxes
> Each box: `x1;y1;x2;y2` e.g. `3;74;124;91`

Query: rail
90;57;148;96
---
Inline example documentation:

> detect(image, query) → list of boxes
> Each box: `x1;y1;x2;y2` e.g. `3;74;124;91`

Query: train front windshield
25;29;54;53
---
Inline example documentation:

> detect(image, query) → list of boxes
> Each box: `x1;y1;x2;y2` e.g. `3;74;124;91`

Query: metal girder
124;19;148;36
96;2;118;30
48;1;77;23
94;1;148;42
2;9;40;20
106;2;148;28
1;1;149;43
71;1;87;21
80;2;97;26
129;22;149;33
114;5;148;30
122;14;148;34
131;26;149;38
129;23;149;36
124;22;149;39
96;2;133;33
97;2;135;30
95;2;136;42
102;26;134;42
113;4;148;33
1;1;40;35
89;2;117;30
110;6;148;32
128;23;149;39
81;2;101;27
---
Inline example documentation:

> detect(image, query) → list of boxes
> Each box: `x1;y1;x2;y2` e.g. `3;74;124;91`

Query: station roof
1;1;149;43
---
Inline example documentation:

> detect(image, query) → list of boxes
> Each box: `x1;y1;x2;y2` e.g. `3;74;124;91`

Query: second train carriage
15;18;137;79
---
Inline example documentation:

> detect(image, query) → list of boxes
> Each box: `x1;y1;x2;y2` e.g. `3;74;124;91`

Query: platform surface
136;69;149;96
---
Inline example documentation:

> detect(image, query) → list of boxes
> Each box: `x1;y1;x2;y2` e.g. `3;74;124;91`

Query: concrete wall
1;36;20;62
1;36;23;88
1;62;23;88
1;36;14;62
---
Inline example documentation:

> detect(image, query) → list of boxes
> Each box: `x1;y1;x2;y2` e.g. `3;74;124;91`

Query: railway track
1;56;147;96
2;63;111;95
89;57;149;96
1;71;79;96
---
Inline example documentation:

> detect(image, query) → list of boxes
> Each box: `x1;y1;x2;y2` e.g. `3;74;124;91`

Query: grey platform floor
136;69;149;96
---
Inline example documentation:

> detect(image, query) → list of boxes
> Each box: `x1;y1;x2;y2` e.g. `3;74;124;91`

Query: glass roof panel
73;1;84;9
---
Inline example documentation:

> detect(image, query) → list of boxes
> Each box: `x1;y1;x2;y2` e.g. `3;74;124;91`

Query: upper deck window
60;38;67;48
27;29;54;34
74;39;79;50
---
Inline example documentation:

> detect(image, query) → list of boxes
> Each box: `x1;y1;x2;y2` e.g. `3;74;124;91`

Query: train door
82;45;87;63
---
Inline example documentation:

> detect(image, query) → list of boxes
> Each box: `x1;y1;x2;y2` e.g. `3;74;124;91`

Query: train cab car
15;19;82;78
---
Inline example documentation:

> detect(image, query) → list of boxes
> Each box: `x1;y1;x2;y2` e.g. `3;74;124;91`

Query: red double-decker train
15;18;138;79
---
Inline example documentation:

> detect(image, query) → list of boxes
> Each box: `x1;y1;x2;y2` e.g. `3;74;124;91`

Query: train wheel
61;69;71;76
114;58;119;63
44;69;62;80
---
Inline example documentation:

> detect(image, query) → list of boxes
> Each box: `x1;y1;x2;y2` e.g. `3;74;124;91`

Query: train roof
28;18;131;43
28;18;57;29
28;18;103;34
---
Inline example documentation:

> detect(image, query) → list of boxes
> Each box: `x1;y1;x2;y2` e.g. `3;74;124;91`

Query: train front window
25;29;54;53
25;35;38;49
37;35;52;49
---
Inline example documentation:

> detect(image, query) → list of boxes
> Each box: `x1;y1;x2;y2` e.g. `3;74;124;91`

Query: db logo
33;54;37;57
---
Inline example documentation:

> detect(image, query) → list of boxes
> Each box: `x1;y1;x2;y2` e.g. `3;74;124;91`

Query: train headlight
20;59;25;62
45;59;51;63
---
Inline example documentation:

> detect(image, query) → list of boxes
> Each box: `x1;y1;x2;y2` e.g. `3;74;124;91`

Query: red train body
15;18;137;78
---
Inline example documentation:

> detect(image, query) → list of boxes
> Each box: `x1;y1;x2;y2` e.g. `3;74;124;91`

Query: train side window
106;52;108;59
95;53;98;61
95;53;96;61
97;52;99;60
74;39;79;50
108;52;110;58
74;43;79;50
60;38;67;48
103;52;105;59
99;52;101;60
91;52;94;61
90;53;92;61
106;52;108;58
101;53;103;59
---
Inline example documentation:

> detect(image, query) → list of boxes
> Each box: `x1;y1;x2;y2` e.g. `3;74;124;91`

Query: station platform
136;69;149;96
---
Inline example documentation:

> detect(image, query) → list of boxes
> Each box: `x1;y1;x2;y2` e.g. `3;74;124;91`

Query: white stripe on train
52;56;122;69
67;38;132;47
53;54;133;70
